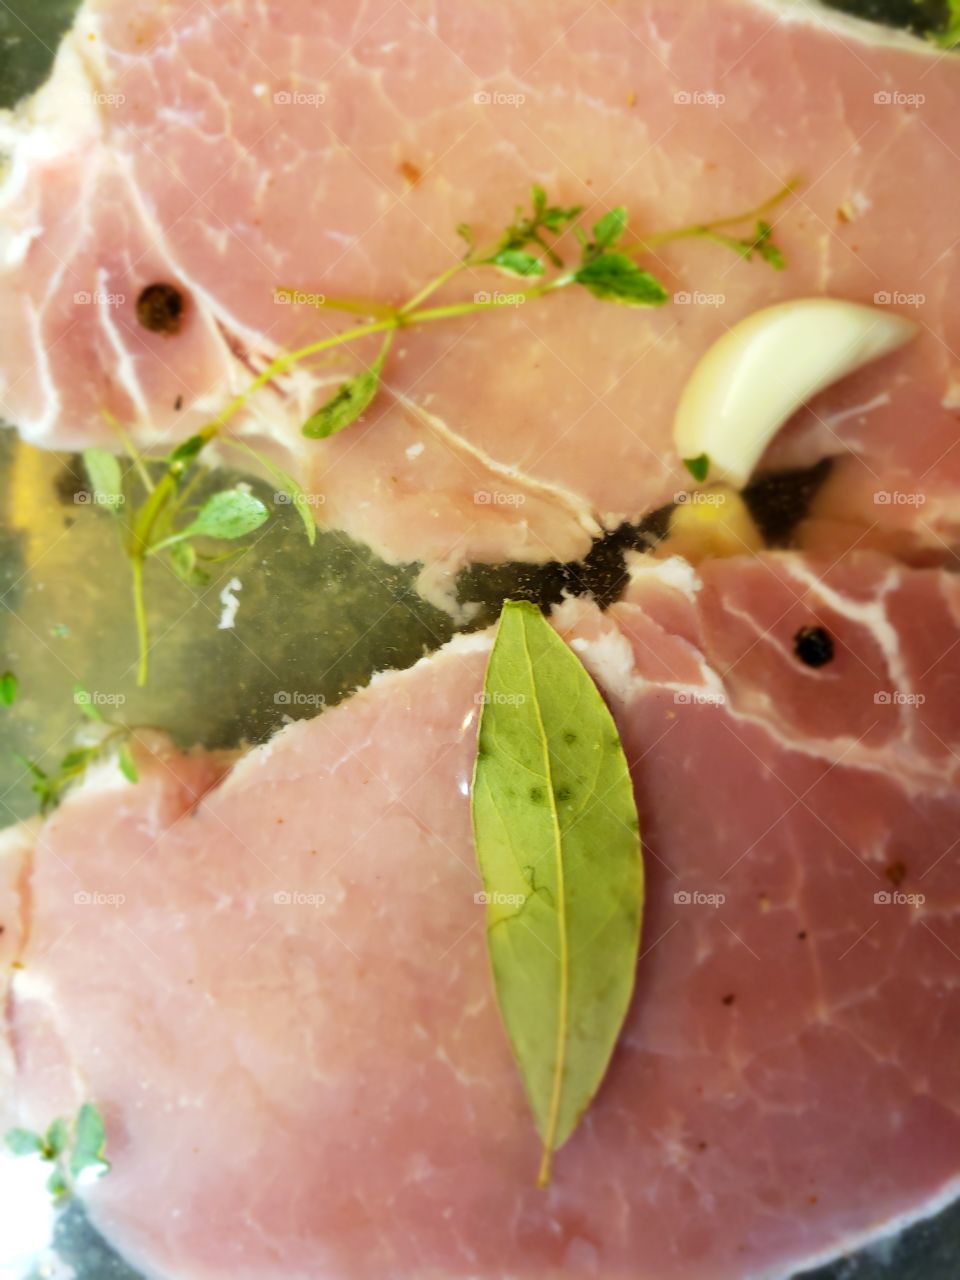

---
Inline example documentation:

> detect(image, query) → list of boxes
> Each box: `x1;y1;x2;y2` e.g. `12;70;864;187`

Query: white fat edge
0;42;100;266
558;555;722;705
6;966;90;1124
0;1146;61;1273
216;576;243;630
415;559;482;623
749;0;944;54
760;1171;960;1280
220;628;496;791
94;267;150;423
624;552;704;601
8;292;62;440
37;750;178;841
0;816;40;861
568;629;642;704
569;620;726;709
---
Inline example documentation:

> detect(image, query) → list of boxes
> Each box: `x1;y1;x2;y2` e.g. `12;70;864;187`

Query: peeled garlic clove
673;298;918;488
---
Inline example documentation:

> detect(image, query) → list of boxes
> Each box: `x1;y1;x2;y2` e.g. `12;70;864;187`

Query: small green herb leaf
69;1104;111;1181
168;541;208;587
752;220;785;270
73;684;103;722
82;448;124;510
181;489;269;541
5;1127;44;1156
44;1118;69;1160
683;454;710;483
592;206;627;250
117;741;139;785
536;201;583;234
574;253;668;306
168;434;208;466
456;222;476;255
302;366;382;439
0;671;17;707
47;1168;69;1200
489;248;544;278
224;440;318;547
471;600;644;1187
495;187;583;267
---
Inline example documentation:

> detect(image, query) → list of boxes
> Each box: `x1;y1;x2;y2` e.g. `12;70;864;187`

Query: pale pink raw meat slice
3;552;959;1279
1;1;958;585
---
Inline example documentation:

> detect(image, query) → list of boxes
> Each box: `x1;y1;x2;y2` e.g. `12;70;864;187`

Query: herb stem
403;277;572;326
400;260;469;315
102;410;154;493
275;290;400;321
630;178;799;251
131;556;149;687
210;319;398;436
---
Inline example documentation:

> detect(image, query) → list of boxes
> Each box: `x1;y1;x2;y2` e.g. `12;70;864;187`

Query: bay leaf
471;599;643;1185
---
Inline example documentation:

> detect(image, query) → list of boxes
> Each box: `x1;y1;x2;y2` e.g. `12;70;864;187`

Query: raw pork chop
1;0;959;586
3;552;959;1280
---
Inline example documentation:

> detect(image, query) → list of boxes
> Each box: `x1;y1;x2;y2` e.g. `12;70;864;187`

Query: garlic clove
673;298;918;488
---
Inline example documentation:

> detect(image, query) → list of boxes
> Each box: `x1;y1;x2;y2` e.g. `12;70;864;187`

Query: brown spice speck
885;860;907;887
722;993;736;1006
136;282;187;335
398;160;422;185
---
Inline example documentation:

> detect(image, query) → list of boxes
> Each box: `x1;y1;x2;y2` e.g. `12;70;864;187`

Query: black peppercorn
136;283;186;335
793;625;834;668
